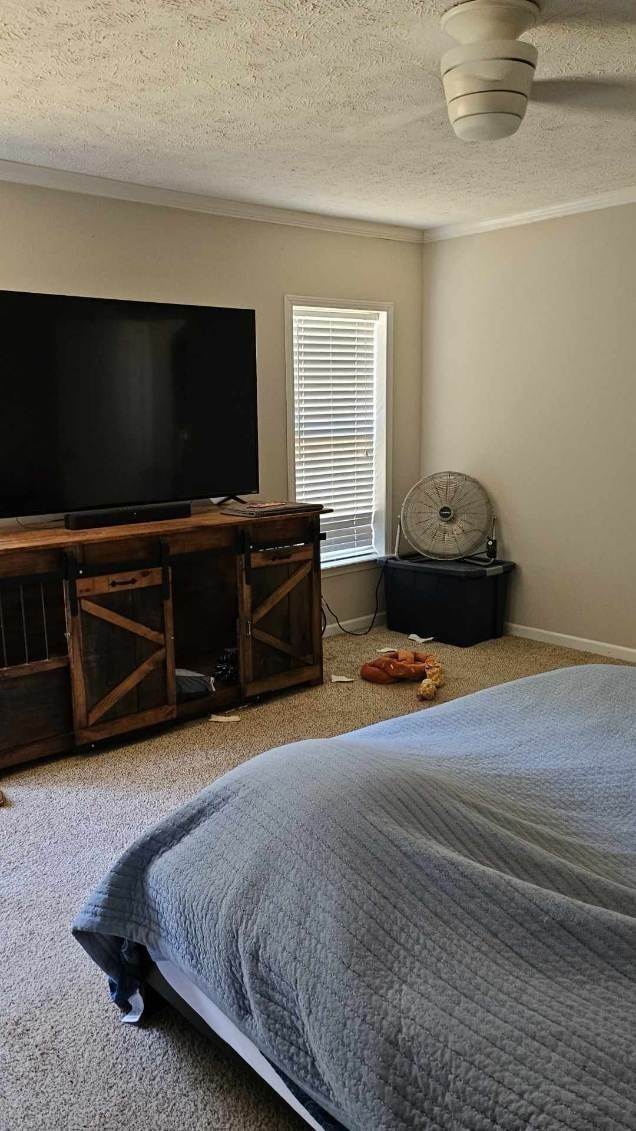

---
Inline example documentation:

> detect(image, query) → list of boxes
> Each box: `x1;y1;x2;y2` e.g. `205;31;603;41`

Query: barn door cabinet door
65;559;177;744
238;534;323;696
0;568;73;767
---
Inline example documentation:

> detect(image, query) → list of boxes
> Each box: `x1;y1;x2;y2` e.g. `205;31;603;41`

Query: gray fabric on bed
73;665;636;1131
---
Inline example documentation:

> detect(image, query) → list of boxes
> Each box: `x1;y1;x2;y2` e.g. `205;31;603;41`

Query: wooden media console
0;506;324;770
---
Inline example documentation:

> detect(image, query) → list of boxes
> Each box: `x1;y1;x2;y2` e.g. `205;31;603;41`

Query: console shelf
0;505;324;770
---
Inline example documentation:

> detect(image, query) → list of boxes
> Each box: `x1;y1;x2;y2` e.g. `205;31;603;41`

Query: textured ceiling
0;0;635;229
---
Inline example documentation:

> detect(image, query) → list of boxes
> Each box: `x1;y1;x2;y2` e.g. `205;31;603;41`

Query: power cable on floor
321;561;387;636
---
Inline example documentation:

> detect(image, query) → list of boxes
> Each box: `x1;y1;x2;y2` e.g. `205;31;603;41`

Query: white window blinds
290;305;385;564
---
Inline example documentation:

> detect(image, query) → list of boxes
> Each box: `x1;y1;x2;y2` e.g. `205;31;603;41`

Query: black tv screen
0;290;258;519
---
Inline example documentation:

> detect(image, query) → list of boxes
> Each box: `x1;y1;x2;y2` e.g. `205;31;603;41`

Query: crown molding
1;157;634;247
420;184;636;243
0;158;425;244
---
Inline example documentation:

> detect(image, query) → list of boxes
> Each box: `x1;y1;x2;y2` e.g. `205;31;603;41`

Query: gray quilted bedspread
74;665;636;1131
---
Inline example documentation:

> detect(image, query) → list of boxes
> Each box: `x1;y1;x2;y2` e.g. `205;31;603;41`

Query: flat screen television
0;290;258;521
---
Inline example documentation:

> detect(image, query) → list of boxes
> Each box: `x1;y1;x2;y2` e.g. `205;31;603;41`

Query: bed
74;665;636;1130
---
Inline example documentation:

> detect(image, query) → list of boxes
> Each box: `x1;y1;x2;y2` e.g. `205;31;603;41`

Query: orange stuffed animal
360;650;444;687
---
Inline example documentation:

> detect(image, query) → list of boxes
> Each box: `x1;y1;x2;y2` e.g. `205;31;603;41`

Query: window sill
321;554;381;578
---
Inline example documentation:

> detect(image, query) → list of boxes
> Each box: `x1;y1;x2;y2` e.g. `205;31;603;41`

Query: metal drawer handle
109;577;138;587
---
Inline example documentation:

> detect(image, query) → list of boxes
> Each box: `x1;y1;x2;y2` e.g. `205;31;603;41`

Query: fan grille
401;472;493;560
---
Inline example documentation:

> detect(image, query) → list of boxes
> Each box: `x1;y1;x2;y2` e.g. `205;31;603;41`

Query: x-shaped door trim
86;646;167;727
250;560;313;663
80;594;169;727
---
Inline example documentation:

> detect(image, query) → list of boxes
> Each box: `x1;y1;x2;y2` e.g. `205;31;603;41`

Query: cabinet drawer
250;544;313;569
79;537;162;570
167;528;235;556
249;517;317;547
76;567;162;597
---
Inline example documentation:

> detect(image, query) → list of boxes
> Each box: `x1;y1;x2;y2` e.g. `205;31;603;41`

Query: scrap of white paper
377;647;397;653
121;990;145;1024
331;675;355;683
209;714;242;723
408;633;434;644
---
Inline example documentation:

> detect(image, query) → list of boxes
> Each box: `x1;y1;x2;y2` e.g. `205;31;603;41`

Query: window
286;299;391;566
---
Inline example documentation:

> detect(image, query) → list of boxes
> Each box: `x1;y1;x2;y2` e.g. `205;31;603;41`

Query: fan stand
392;519;499;565
392;519;433;562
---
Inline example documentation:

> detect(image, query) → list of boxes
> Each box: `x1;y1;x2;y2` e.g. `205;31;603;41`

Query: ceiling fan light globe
452;111;523;140
448;90;528;140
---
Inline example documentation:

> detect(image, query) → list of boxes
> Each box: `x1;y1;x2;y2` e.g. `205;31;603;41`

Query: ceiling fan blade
532;76;636;115
371;95;450;129
538;3;636;29
379;106;445;128
337;102;446;143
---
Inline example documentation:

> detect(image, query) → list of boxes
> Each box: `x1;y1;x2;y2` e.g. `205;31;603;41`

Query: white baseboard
506;622;636;664
325;614;636;660
323;611;387;639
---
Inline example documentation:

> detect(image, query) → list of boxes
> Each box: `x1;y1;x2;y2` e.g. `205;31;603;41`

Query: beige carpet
1;630;626;1131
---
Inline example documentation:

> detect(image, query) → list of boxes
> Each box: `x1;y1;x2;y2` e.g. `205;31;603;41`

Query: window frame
284;295;394;571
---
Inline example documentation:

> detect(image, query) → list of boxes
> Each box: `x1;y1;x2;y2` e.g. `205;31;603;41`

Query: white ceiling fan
440;0;636;141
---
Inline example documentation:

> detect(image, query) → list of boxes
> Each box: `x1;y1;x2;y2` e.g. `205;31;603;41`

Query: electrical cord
321;561;387;636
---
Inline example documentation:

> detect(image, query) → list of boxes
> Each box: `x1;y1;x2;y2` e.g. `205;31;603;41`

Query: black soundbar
65;501;192;530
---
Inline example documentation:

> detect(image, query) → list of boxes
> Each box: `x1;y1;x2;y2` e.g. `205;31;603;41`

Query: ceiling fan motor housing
441;0;541;141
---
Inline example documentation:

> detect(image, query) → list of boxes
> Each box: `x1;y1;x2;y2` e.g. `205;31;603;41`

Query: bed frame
145;961;338;1130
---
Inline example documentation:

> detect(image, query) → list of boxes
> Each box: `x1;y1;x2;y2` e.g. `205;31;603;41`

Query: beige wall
0;181;423;625
422;203;636;651
9;180;631;649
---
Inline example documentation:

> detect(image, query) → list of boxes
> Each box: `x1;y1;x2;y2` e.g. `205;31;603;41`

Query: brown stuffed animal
360;650;444;687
